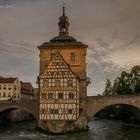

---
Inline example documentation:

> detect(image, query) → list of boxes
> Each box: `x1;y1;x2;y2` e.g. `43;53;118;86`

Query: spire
63;3;65;16
58;4;69;36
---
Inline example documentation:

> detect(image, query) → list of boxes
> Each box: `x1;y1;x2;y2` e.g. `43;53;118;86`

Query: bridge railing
87;94;140;99
0;99;38;104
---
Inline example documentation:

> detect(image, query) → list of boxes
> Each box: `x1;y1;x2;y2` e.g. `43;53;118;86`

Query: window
68;109;73;114
50;109;59;114
58;92;63;99
3;92;6;97
70;52;75;63
41;93;46;99
50;53;55;60
8;93;11;97
55;80;60;87
56;62;59;66
3;85;6;90
62;26;66;32
41;109;45;114
43;79;48;87
61;71;65;75
69;92;74;99
51;72;54;75
8;85;12;90
67;80;73;87
48;93;53;99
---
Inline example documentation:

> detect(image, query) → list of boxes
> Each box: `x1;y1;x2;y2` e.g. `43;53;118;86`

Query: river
0;118;140;140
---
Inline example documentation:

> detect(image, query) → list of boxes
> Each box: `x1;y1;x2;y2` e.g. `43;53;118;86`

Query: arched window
62;27;66;32
70;52;75;63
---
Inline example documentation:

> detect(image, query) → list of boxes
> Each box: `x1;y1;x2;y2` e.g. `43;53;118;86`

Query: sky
0;0;140;96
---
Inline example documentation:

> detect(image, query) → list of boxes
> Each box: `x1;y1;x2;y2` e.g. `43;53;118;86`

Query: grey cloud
0;0;13;5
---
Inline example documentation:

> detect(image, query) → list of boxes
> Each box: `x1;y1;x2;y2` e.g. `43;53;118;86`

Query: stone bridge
0;95;140;122
0;100;38;119
86;95;140;122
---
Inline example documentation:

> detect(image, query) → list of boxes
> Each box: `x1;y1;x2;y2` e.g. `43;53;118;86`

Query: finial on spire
63;3;65;16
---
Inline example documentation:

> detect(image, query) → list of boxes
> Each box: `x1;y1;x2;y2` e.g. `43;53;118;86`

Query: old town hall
37;5;90;133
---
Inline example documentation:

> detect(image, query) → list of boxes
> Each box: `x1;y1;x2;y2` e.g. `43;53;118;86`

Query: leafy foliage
103;79;112;96
103;65;140;96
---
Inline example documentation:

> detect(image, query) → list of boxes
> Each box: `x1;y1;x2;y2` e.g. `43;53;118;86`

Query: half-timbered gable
39;52;79;121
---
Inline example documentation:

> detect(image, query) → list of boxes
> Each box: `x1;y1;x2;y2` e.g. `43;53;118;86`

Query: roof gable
40;51;78;79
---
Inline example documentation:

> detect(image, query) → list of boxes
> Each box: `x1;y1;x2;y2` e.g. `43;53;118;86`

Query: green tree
103;79;112;96
102;65;140;96
131;65;140;94
112;71;133;95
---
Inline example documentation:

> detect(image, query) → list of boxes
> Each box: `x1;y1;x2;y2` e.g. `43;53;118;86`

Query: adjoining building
0;76;36;122
21;82;35;101
37;6;90;133
0;77;21;101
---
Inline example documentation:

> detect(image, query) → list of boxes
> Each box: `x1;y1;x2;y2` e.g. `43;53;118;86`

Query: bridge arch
0;105;37;120
92;103;140;120
0;101;38;120
86;96;140;122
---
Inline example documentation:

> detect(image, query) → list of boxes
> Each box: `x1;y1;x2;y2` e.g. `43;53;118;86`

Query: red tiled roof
21;82;34;93
0;77;17;83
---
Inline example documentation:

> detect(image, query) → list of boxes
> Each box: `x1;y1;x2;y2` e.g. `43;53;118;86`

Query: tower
37;5;90;133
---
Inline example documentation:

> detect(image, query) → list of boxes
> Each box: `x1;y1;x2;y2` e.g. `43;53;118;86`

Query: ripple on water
0;119;140;140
